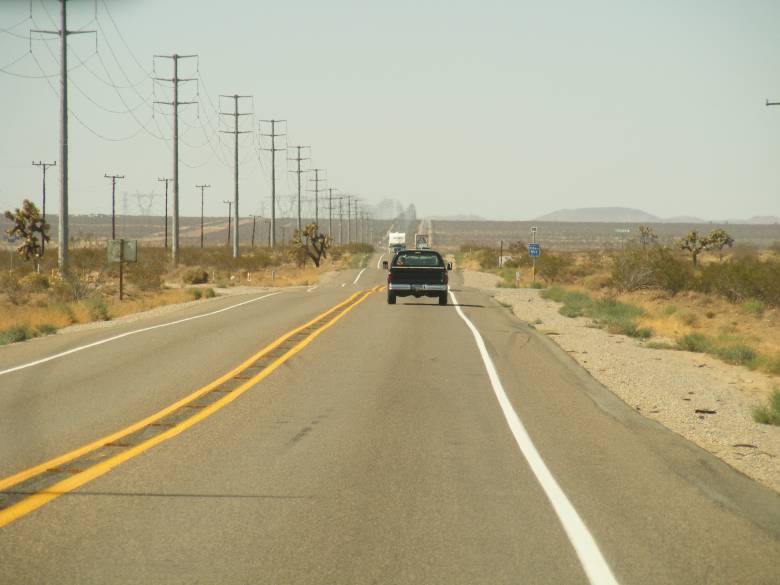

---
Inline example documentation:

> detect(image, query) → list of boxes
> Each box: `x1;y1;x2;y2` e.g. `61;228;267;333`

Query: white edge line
352;267;367;285
0;292;283;378
449;288;620;585
376;254;385;269
306;286;319;293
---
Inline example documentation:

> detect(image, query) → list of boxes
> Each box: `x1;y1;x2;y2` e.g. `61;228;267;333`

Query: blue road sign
528;243;541;257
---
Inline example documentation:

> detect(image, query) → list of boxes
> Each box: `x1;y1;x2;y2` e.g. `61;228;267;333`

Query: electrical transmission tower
31;1;94;273
104;174;125;239
345;195;352;243
307;169;326;230
32;160;56;256
219;94;252;258
287;145;310;232
259;120;286;247
154;53;198;265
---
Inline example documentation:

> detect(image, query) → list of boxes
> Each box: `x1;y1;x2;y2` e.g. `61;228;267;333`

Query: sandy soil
462;270;780;493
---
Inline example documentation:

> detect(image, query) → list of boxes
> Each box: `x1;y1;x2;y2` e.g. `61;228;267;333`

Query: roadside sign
614;228;630;234
107;239;137;263
528;243;541;257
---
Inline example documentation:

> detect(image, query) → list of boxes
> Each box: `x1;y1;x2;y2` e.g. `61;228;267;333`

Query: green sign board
107;239;138;263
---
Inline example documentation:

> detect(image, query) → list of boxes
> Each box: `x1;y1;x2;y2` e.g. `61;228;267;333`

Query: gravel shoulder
462;270;780;493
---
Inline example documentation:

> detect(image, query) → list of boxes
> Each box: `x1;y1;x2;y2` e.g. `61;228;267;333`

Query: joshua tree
637;225;659;248
706;228;735;260
291;223;331;267
4;199;50;261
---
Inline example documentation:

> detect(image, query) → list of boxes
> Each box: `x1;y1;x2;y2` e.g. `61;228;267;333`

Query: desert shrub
202;287;216;298
0;325;33;345
741;299;765;315
188;288;203;300
529;281;543;289
589;297;646;337
752;390;780;426
714;343;757;366
660;304;678;316
126;264;162;291
542;287;650;338
182;267;209;284
698;257;780;307
611;246;692;294
86;296;110;321
49;274;92;302
537;253;572;283
53;302;77;324
676;333;712;353
36;323;58;335
0;272;28;305
680;312;699;327
21;272;50;292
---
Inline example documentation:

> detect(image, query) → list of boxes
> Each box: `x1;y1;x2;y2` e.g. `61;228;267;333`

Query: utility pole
327;188;338;238
334;196;344;245
223;200;232;247
104;174;125;239
157;177;171;249
250;214;261;248
260;120;286;247
307;169;325;231
219;94;252;258
354;199;361;244
154;53;198;265
31;1;94;273
287;145;310;232
196;184;210;248
345;195;352;243
32;161;56;256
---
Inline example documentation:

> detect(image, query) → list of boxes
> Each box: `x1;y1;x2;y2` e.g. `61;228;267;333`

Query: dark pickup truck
383;249;451;305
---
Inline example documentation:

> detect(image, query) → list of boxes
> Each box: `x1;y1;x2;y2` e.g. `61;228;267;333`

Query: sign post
529;226;540;282
108;239;137;300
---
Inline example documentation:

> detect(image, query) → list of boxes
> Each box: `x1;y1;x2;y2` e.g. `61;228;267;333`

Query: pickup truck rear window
393;252;443;267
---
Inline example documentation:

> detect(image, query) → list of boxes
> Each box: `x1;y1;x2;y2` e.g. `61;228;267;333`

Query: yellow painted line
0;289;375;528
0;290;364;495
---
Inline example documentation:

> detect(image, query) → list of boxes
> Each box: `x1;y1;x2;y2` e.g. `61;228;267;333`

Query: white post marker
0;292;282;378
449;289;620;585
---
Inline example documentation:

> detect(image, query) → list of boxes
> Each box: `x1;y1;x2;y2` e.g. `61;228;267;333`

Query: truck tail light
443;271;448;285
387;272;392;284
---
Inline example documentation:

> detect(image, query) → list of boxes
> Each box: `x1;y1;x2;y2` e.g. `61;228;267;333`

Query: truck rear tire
438;292;448;306
387;292;396;305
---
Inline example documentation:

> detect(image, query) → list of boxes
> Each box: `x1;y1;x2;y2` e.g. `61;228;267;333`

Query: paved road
0;257;778;584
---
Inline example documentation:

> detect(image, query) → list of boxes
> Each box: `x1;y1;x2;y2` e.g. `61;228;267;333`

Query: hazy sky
1;0;779;221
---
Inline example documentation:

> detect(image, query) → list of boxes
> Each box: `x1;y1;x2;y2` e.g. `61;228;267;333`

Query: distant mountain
725;216;780;225
427;214;485;221
662;216;706;224
533;208;780;225
534;207;661;223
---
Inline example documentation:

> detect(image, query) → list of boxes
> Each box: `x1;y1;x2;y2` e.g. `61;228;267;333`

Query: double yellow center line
0;286;382;528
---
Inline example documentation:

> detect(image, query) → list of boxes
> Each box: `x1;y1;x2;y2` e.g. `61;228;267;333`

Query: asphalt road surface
0;257;778;584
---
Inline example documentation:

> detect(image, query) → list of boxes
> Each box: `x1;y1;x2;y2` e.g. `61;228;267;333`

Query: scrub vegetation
0;238;375;347
460;229;780;378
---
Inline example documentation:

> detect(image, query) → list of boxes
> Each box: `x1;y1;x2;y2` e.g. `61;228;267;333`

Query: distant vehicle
389;244;405;255
388;232;406;247
384;249;451;305
414;233;429;249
